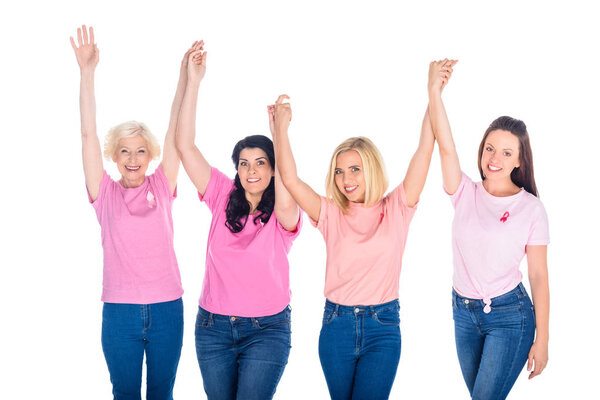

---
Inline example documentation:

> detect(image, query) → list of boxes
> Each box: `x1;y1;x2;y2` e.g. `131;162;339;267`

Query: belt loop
518;282;527;297
334;304;339;315
369;305;375;316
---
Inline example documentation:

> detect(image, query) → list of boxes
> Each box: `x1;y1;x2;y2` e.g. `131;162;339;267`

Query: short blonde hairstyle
103;121;161;160
325;136;388;214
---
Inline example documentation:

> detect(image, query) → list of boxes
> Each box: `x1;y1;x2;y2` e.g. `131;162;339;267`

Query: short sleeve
309;196;330;236
88;170;112;214
445;172;473;208
527;202;550;246
198;167;235;214
276;210;303;252
390;182;417;224
152;164;177;201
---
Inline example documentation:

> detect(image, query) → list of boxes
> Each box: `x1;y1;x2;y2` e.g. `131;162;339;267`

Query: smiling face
237;147;274;197
480;129;521;181
112;135;152;187
334;150;366;203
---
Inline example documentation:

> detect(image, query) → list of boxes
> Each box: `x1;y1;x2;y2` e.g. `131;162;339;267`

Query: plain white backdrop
1;0;598;398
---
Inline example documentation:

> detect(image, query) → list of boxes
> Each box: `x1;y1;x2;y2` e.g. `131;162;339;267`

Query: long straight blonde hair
325;137;388;214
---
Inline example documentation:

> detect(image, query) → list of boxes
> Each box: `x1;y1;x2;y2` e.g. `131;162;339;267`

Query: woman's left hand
527;339;548;379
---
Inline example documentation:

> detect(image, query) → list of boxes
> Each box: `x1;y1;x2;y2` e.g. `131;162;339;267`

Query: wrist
80;68;95;77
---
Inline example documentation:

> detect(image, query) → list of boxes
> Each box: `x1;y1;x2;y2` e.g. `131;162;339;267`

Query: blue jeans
195;305;292;400
453;283;535;400
101;298;184;400
318;299;401;400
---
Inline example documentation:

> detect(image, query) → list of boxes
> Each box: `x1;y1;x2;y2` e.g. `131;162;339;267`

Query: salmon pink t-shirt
311;183;416;306
448;173;549;311
198;167;302;317
90;165;183;304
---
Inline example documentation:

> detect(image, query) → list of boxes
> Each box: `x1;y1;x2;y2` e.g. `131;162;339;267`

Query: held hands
186;40;207;84
428;58;458;95
527;340;548;379
70;25;99;72
268;95;292;136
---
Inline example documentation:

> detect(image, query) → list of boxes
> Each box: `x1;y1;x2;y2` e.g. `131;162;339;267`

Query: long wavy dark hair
477;116;538;197
225;135;276;233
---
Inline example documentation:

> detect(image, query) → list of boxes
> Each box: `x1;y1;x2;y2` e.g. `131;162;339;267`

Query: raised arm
161;42;202;195
268;102;300;231
272;95;321;222
526;245;549;379
428;59;462;195
402;106;435;207
71;25;103;201
175;44;211;195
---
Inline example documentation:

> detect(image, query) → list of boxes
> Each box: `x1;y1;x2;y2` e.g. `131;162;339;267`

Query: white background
1;0;598;398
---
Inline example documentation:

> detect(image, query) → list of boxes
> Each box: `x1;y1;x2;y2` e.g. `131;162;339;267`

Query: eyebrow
239;157;267;161
486;143;513;151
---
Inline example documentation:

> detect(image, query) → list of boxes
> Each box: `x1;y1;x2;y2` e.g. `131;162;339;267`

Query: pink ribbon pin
147;191;156;208
500;211;509;223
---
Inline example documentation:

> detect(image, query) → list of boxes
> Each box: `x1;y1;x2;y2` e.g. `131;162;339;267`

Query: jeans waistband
324;299;399;315
453;282;528;313
198;305;291;321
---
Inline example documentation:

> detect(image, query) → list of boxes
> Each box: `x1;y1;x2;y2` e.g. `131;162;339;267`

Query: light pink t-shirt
198;167;302;317
90;165;183;304
448;173;550;311
311;183;416;306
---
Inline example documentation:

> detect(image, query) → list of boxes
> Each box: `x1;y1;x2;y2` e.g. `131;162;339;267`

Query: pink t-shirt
198;167;302;317
311;183;416;306
90;165;183;304
448;173;550;310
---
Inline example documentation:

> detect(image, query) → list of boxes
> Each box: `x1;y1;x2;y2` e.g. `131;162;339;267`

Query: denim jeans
101;298;184;400
318;299;401;400
195;305;292;400
453;283;535;400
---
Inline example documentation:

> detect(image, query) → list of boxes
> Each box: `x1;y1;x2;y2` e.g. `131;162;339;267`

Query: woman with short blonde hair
71;25;200;399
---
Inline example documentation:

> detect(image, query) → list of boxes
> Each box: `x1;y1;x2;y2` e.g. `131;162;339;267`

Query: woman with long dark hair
428;59;550;399
71;25;196;399
175;44;301;400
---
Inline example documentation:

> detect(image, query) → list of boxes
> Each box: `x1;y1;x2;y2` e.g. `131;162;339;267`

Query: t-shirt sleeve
153;164;177;201
445;172;473;208
88;171;112;219
198;167;234;214
389;182;417;225
527;202;550;246
276;209;303;252
309;196;330;237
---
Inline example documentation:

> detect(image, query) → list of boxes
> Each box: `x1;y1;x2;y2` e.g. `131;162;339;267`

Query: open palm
70;25;99;71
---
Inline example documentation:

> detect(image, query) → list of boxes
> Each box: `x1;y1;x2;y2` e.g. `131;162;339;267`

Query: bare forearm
428;90;456;155
79;69;97;139
274;125;300;187
176;82;200;151
530;273;550;342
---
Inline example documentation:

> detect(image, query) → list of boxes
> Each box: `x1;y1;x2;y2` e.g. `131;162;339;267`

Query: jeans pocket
196;309;213;329
322;310;337;325
373;308;400;326
255;310;291;330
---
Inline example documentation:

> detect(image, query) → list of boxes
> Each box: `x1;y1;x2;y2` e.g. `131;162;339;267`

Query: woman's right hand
273;94;292;133
428;58;457;95
187;43;207;84
70;25;99;72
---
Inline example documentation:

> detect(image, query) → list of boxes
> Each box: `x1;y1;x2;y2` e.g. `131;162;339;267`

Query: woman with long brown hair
428;59;550;400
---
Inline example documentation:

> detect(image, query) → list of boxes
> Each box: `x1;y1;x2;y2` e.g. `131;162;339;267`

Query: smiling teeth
345;186;358;192
247;178;260;182
488;165;501;171
125;166;140;171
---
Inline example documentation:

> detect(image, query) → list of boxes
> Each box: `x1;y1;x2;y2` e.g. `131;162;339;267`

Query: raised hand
273;94;292;133
428;59;457;95
70;25;99;72
267;104;276;136
187;41;207;84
